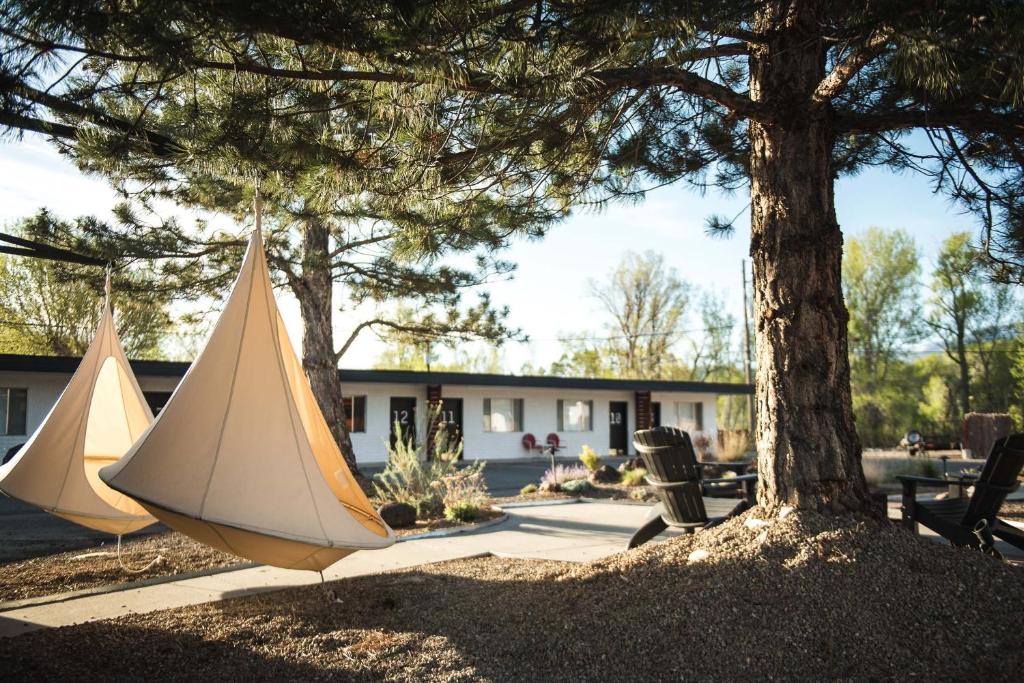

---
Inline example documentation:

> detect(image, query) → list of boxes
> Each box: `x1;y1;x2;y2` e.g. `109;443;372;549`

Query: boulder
620;456;645;471
538;481;562;493
590;465;621;484
378;502;417;528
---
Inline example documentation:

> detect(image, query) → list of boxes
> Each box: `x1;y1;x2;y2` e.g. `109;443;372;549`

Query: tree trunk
956;325;971;414
748;1;872;513
291;217;362;476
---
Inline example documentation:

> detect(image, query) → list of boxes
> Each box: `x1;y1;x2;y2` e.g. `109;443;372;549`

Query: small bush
579;445;601;472
374;406;487;520
434;465;489;511
520;483;539;495
718;430;752;462
561;478;593;494
620;468;648;487
541;463;591;486
444;501;479;523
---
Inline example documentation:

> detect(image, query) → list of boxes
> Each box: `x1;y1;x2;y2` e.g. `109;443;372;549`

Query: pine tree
3;1;1024;511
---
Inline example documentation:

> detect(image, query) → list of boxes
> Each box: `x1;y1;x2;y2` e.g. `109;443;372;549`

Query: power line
552;325;736;344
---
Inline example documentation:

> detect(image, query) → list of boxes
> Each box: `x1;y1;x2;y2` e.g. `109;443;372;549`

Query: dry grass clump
3;508;1021;681
717;429;752;461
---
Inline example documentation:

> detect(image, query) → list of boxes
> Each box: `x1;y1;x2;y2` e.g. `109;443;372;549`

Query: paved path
0;500;678;638
0;458;629;562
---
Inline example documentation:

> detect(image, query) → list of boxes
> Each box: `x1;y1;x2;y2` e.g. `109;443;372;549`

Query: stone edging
395;511;509;541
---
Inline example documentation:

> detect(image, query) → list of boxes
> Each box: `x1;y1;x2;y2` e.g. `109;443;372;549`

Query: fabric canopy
0;294;156;535
101;229;394;571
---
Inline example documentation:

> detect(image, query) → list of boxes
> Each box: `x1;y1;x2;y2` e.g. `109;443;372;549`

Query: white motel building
0;354;752;463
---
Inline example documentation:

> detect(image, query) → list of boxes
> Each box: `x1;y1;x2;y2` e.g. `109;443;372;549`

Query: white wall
1;369;725;465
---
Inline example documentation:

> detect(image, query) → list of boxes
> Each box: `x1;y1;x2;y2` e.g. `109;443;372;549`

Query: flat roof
0;353;753;395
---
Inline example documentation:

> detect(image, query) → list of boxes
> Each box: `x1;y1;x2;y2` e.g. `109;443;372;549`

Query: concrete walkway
0;501;677;638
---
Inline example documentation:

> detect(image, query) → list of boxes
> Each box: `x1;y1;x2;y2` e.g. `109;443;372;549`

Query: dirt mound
2;509;1021;681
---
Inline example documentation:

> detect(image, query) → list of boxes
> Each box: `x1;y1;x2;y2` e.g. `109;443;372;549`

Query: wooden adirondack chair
627;426;756;549
899;432;1024;552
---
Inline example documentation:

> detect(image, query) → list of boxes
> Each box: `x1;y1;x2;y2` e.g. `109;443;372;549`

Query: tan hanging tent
0;282;157;535
100;227;394;571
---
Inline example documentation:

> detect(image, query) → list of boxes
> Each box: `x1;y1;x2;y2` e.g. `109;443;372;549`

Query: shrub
561;478;593;494
434;465;489;512
620;468;648;487
520;483;539;495
444;501;479;523
579;445;601;471
373;407;486;520
540;463;591;486
718;430;752;462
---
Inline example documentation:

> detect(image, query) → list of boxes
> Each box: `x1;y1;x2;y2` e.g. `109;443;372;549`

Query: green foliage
578;445;601;472
444;501;479;524
0;216;175;359
519;483;538;495
620;468;648;487
372;409;485;520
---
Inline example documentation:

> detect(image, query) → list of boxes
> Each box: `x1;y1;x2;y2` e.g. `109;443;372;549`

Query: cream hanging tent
0;278;157;535
100;224;394;571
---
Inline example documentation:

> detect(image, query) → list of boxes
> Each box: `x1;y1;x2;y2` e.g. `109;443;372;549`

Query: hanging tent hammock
0;277;157;535
100;224;394;571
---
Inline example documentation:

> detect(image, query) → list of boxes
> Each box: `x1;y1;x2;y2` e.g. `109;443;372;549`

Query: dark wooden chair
899;432;1024;552
627;426;756;549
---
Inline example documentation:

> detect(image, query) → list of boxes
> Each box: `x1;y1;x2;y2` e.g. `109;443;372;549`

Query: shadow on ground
2;511;1023;681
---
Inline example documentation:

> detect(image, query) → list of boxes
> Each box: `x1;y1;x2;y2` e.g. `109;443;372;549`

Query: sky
0;132;974;371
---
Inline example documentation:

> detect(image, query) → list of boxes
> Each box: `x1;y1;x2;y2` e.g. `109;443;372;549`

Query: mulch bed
3;508;1021;681
0;510;505;604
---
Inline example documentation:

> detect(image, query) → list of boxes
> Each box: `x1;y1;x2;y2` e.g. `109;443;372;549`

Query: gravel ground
3;508;1021;681
1001;500;1024;520
0;511;504;604
0;532;238;603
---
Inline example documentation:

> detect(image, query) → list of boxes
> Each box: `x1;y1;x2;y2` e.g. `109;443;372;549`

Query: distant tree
842;228;922;445
843;228;922;391
926;232;1018;416
589;251;691;380
0;217;173;358
683;292;736;381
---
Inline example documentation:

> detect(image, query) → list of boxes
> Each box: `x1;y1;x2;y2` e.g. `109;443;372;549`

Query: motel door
609;401;628;455
651;402;662;428
389;397;417;447
439;398;464;458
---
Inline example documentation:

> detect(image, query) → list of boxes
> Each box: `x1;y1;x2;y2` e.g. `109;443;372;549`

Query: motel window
673;401;704;432
343;396;367;433
483;398;523;432
557;399;593;432
1;388;28;436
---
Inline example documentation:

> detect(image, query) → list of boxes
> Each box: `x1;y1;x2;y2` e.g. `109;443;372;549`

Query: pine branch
813;28;894;106
834;108;1024;138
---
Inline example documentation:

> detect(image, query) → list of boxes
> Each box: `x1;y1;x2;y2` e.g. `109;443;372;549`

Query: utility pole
741;260;755;436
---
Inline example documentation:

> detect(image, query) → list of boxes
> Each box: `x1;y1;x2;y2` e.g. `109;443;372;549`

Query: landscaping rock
538;481;562;493
621;456;645;471
590;465;621;484
561;479;593;494
378;502;417;528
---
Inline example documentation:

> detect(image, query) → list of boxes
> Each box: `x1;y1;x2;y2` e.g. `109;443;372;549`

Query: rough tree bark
290;217;362;476
748;1;872;513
